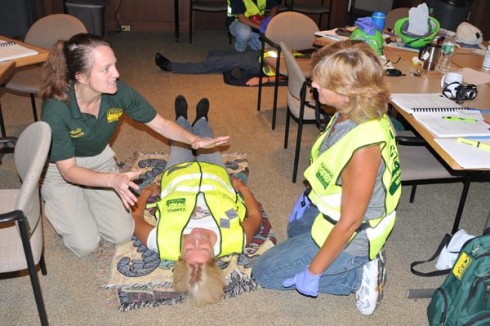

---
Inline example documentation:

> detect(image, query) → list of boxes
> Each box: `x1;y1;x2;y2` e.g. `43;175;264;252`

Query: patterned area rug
97;152;276;311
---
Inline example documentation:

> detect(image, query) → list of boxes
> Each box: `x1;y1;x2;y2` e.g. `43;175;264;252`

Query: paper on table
0;39;38;62
314;29;349;41
413;110;490;137
435;138;490;169
460;68;490;86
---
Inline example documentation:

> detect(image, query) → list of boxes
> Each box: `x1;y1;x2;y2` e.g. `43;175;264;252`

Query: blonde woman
252;40;402;316
131;96;262;306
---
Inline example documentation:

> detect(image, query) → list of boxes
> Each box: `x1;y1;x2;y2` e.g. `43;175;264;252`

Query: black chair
288;0;332;30
257;11;319;130
281;41;328;183
189;0;229;43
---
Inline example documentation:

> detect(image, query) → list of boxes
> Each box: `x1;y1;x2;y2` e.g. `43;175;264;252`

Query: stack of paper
435;138;490;169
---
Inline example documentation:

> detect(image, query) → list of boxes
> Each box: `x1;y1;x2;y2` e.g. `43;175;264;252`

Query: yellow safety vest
228;0;267;18
155;161;246;261
304;114;402;259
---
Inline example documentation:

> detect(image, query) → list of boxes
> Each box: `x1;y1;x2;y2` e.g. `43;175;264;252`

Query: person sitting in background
228;0;279;52
131;95;263;306
39;33;228;257
251;40;402;316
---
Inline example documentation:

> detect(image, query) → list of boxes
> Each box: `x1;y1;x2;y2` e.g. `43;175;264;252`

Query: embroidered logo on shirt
107;107;123;123
69;128;84;138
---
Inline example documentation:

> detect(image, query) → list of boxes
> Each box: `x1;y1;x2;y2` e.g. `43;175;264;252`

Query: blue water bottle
372;11;386;32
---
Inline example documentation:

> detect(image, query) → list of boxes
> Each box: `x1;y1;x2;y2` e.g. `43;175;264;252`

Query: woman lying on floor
131;96;262;307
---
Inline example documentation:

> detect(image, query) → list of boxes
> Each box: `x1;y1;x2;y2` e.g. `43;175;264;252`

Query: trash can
427;0;473;32
65;0;108;36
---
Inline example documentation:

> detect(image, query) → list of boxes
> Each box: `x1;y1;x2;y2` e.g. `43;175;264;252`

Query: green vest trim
155;161;246;261
305;114;401;259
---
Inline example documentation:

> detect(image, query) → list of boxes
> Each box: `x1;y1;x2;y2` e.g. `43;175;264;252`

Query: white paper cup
441;72;463;87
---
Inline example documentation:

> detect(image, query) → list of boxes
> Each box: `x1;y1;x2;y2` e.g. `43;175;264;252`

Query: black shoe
193;98;209;125
155;52;173;71
175;95;188;120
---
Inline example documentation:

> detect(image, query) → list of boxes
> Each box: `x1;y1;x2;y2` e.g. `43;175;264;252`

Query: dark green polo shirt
41;80;157;162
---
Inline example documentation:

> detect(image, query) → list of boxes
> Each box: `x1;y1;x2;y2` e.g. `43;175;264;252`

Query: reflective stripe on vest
305;114;402;259
155;161;246;261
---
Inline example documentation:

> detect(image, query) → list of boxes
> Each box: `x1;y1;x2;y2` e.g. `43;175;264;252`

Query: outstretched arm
146;114;229;150
131;184;160;245
232;177;262;246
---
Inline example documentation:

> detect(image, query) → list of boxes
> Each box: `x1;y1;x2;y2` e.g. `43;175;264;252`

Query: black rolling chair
289;0;332;30
189;0;229;43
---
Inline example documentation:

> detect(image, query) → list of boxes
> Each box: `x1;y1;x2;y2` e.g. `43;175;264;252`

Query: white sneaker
355;250;386;315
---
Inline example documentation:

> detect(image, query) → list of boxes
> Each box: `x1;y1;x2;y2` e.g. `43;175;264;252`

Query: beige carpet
1;30;489;325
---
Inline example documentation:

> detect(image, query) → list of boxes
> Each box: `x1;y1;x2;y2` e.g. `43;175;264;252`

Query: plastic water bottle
437;40;455;73
483;45;490;71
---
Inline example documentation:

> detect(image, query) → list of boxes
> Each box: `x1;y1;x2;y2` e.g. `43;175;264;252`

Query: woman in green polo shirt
39;33;228;257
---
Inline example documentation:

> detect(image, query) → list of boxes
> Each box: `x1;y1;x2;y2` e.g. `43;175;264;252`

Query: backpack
427;233;490;325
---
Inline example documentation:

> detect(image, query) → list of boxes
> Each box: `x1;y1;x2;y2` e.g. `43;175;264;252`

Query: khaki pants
41;146;134;257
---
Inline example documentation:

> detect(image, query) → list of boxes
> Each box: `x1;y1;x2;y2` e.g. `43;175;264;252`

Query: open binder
391;93;490;138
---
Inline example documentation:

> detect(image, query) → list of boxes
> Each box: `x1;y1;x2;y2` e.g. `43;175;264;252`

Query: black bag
427;233;490;325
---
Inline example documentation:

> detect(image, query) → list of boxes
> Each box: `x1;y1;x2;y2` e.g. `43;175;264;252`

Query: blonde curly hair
173;257;225;307
311;40;390;123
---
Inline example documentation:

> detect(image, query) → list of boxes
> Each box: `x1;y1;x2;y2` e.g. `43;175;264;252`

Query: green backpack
427;233;490;325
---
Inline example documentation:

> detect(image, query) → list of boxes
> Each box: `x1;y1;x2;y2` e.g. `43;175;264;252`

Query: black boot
193;98;209;125
175;95;188;120
155;52;173;71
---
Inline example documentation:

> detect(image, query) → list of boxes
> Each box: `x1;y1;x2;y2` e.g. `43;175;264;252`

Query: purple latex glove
289;190;311;222
355;17;376;36
260;16;272;34
282;267;321;297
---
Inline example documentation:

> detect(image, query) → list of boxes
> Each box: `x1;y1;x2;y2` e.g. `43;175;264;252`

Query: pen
442;116;477;123
457;137;490;151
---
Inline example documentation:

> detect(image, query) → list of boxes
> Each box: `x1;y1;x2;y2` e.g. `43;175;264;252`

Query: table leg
174;0;179;42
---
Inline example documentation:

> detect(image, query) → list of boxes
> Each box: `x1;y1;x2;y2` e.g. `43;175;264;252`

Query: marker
457;137;490;151
442;116;477;123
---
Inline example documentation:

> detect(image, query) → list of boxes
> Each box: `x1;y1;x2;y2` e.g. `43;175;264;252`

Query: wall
31;0;489;40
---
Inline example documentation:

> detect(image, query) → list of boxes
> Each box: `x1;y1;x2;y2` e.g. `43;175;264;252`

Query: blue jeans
252;206;369;295
229;20;261;52
165;117;225;170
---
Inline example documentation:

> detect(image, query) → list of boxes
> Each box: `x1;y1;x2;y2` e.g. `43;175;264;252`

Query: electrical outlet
121;25;131;32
